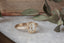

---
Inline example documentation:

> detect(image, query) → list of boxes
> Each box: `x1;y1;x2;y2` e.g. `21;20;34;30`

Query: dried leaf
43;0;51;16
48;9;61;24
33;13;49;21
48;14;59;24
21;9;39;16
54;25;61;32
54;16;63;32
61;17;64;25
52;9;60;16
53;0;62;2
60;9;64;25
57;18;63;25
51;10;56;15
55;9;60;17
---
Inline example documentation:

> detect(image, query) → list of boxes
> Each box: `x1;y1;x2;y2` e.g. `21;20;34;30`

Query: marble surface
0;16;64;43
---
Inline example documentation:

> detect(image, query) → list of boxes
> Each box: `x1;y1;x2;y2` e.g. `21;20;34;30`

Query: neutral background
0;0;64;12
0;0;45;12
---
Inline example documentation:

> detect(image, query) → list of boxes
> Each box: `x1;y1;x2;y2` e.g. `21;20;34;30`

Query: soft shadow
0;18;15;23
37;25;47;33
61;27;64;32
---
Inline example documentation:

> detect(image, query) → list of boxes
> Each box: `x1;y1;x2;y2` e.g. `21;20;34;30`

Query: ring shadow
37;25;49;33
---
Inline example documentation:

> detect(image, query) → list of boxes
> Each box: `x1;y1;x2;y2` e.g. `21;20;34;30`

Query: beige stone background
0;0;45;12
0;0;64;12
0;0;64;16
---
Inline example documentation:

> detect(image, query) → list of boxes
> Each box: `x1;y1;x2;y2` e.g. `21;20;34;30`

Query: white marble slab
0;16;64;43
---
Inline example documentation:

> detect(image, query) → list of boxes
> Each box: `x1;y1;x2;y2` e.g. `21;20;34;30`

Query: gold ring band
15;22;38;33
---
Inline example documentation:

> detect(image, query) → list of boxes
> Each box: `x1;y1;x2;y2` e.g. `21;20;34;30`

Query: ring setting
15;22;38;33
